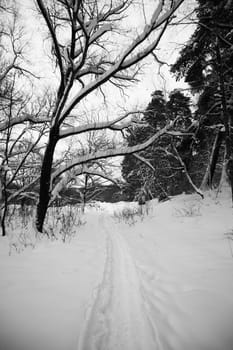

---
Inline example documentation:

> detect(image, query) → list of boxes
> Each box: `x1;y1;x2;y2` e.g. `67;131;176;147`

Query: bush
7;205;37;255
174;201;201;217
45;205;86;242
112;205;147;225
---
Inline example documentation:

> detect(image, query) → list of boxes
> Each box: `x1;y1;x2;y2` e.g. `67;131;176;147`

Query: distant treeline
7;184;127;206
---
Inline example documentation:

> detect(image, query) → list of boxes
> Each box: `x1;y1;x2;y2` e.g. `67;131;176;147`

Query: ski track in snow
78;215;161;350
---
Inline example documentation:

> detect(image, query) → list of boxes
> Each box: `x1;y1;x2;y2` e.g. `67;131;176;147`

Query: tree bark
36;127;59;232
201;130;224;190
209;131;224;185
0;167;4;236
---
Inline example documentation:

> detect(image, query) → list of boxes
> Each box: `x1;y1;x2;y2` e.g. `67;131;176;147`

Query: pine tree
122;90;193;199
171;0;233;193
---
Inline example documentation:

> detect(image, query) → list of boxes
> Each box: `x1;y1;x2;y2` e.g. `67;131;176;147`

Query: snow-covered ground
1;191;233;350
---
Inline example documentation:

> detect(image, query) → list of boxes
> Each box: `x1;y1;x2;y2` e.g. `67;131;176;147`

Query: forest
1;2;233;349
0;0;233;236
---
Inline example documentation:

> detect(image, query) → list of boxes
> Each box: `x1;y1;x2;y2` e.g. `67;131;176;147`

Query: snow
0;192;233;350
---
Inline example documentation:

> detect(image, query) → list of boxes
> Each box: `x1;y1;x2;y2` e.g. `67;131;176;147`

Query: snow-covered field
1;191;233;350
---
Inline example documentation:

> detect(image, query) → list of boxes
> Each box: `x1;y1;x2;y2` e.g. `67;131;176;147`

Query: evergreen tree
122;90;193;200
171;0;233;193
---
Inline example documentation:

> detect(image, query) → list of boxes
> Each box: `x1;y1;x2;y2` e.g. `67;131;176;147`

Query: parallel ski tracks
78;216;163;350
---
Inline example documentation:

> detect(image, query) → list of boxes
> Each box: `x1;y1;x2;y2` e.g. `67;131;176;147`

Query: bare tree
0;1;57;235
33;0;185;232
51;127;121;210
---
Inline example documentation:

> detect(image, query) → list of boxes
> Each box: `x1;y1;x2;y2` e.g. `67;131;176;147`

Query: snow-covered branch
0;114;50;132
59;111;144;138
50;165;120;204
53;119;177;181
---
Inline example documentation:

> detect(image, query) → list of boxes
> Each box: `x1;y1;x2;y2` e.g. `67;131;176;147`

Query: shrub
45;205;86;242
113;206;145;225
174;201;201;217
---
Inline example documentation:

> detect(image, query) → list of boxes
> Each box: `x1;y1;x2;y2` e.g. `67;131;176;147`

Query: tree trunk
210;131;224;185
1;205;7;237
216;41;232;201
172;143;204;198
201;130;224;190
36;127;59;232
218;147;229;192
82;174;89;213
0;168;7;237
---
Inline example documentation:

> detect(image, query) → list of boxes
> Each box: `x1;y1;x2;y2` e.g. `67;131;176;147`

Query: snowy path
78;216;160;350
1;195;233;350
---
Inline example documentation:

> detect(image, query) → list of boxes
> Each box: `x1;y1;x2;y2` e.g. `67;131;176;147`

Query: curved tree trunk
36;127;59;233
